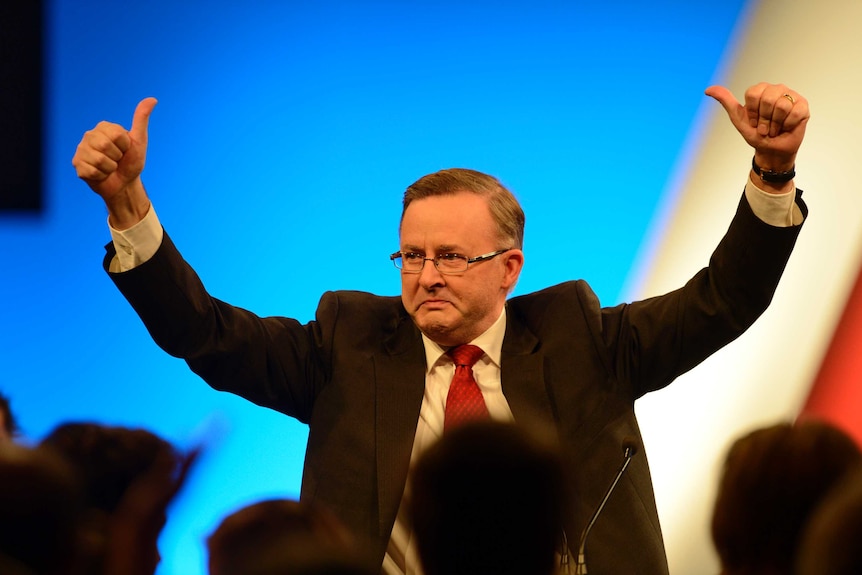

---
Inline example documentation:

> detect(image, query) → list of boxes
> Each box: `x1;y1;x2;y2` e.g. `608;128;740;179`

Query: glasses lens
402;253;424;271
436;254;468;273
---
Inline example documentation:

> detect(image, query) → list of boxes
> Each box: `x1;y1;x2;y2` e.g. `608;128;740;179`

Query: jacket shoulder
508;280;601;315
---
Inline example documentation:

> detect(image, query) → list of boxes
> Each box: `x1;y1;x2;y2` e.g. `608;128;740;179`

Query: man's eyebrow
400;244;465;253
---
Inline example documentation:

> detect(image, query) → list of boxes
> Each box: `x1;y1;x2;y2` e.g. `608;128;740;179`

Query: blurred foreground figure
409;420;567;575
208;498;375;575
0;391;20;443
796;463;862;575
41;422;196;575
0;442;85;574
711;420;861;574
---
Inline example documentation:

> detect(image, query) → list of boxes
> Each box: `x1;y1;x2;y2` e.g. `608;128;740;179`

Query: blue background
2;1;748;572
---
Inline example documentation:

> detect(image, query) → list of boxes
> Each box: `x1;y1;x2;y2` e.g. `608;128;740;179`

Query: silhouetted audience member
796;463;862;575
0;391;20;443
208;498;375;575
408;420;567;575
0;442;85;574
711;419;862;575
40;422;196;575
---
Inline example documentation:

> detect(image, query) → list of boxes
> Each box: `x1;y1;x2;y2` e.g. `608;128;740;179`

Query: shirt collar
421;308;507;372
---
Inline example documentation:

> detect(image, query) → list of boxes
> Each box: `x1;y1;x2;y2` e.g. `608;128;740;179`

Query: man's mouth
419;299;450;310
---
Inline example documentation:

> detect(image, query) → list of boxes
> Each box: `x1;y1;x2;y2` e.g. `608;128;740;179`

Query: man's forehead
401;194;493;229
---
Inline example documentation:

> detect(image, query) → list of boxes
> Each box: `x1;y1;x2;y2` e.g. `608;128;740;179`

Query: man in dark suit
73;82;809;574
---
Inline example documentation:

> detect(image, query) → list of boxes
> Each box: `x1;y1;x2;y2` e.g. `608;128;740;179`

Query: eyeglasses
389;249;512;274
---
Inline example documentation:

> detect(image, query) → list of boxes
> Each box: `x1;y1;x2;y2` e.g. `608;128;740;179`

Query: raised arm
72;97;157;230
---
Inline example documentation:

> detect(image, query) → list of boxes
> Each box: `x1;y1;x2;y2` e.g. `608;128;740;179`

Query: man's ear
501;249;525;291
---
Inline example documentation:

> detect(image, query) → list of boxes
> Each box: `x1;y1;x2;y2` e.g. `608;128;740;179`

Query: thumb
704;85;748;130
130;97;158;144
705;85;740;113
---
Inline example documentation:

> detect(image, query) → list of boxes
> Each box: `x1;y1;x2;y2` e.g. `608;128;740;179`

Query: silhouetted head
208;498;374;575
0;443;85;574
410;420;566;575
711;419;862;574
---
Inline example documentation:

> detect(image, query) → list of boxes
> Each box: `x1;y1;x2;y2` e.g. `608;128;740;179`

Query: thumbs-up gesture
72;97;157;229
706;83;809;191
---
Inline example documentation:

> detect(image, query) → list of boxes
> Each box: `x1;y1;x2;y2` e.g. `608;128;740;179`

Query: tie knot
448;344;484;368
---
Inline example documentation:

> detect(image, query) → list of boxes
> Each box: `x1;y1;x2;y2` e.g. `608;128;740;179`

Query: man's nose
418;258;444;287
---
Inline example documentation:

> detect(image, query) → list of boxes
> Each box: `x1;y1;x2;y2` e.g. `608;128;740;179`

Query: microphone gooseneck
573;437;639;575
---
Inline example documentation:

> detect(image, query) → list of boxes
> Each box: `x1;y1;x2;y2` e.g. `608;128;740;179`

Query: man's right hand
72;97;157;230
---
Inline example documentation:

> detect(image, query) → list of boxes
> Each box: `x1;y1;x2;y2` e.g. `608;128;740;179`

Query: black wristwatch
752;156;795;183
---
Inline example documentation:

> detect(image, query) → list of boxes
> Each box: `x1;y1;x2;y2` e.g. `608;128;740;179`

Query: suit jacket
107;192;805;574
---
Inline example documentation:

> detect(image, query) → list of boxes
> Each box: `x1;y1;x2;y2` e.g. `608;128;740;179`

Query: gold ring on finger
782;93;795;105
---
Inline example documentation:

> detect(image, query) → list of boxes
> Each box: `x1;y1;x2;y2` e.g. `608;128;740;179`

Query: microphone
573;437;639;575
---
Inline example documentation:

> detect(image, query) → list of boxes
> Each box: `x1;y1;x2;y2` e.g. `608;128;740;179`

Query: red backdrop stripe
800;256;862;447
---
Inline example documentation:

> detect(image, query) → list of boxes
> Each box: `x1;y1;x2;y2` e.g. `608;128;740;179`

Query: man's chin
416;318;460;346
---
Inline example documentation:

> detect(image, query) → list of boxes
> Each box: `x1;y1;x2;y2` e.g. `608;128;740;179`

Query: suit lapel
374;314;425;536
501;306;556;426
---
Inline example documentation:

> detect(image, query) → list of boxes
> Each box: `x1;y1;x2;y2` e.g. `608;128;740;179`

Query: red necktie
444;344;489;431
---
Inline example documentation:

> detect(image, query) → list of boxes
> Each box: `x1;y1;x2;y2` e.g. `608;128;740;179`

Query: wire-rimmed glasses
389;248;512;274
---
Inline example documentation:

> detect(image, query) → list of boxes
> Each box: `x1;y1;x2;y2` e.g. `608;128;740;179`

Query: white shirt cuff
744;177;804;227
107;206;164;273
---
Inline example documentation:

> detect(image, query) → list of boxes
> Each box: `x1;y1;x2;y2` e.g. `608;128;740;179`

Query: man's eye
403;253;424;261
439;253;463;261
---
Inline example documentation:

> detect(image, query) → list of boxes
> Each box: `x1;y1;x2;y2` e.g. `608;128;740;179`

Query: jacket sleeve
104;232;328;423
599;190;807;398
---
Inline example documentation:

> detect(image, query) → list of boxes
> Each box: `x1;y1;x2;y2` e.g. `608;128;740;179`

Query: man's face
399;191;523;346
